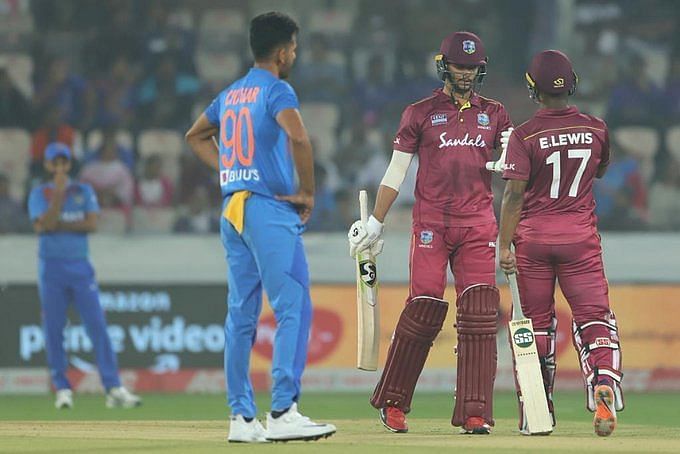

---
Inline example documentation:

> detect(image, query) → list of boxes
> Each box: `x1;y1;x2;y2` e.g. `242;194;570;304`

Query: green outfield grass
0;391;678;453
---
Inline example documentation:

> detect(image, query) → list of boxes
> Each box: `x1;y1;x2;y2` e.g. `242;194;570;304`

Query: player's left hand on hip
348;215;384;258
276;192;314;223
499;247;517;274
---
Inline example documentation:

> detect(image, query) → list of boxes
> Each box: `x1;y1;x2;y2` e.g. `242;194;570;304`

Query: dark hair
249;12;299;61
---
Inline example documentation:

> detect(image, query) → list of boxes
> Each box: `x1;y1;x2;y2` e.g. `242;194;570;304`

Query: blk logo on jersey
431;113;448;126
462;40;476;54
359;260;377;287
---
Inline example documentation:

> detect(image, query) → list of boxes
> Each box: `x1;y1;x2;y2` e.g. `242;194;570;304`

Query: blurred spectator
0;173;30;233
336;122;381;188
80;136;134;211
177;153;218;204
295;33;347;102
173;186;219;233
594;142;648;230
605;53;665;127
0;67;32;129
135;154;174;208
29;106;80;186
352;55;396;124
648;158;680;230
137;54;199;129
83;128;135;171
141;0;196;74
32;57;95;129
92;55;139;129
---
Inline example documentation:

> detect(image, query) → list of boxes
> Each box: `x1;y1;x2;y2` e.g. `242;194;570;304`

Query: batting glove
486;127;514;173
348;215;384;258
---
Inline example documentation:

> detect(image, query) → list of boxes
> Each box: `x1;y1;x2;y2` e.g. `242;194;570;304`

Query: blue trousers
38;258;121;391
221;194;312;418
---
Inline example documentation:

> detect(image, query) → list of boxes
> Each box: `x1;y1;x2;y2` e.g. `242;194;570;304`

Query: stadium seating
300;102;339;162
0;128;30;197
132;207;176;234
86;129;134;153
199;8;246;51
666;125;680;162
137;129;184;183
613;126;659;183
96;208;128;234
0;53;33;97
196;50;242;87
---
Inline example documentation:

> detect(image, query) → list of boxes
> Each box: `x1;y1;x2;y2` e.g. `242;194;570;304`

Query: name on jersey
439;132;486;149
539;132;593;149
220;169;260;186
224;87;261;105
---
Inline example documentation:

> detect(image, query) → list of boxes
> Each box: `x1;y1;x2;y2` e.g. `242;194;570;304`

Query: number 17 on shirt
356;190;379;371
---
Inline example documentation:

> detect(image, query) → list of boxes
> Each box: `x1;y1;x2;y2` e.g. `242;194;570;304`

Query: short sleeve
82;184;100;213
268;80;299;117
600;125;610;167
204;95;221;126
502;131;530;181
494;105;513;149
28;187;47;221
393;105;421;154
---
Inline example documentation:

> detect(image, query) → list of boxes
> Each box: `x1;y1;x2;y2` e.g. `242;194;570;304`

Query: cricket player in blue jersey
28;142;141;410
185;12;336;443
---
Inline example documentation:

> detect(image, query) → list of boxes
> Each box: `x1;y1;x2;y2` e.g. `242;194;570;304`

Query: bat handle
359;190;368;224
506;272;526;320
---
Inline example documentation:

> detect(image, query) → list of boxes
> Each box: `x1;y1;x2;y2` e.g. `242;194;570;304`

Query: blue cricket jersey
204;68;300;198
28;182;99;259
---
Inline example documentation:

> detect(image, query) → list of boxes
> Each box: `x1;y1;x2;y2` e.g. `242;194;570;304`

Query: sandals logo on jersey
418;230;434;249
513;327;535;348
359;260;377;288
462;40;476;54
431;113;448;126
438;132;486;149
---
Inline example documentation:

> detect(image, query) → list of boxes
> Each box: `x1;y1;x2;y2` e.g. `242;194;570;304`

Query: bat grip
359;190;368;224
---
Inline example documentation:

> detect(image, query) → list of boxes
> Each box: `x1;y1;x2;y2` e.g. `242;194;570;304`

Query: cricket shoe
106;387;142;408
55;389;73;409
379;407;408;433
593;384;617;437
228;415;269;443
265;403;336;441
460;416;491;435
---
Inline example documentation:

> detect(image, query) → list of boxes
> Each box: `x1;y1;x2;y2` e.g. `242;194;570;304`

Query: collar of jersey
535;106;579;118
433;88;481;110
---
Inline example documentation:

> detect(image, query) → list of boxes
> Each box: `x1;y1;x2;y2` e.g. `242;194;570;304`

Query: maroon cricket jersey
394;89;512;227
502;106;610;244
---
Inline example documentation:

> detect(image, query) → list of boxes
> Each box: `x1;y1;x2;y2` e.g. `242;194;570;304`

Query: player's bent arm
185;113;220;171
498;179;528;251
37;189;67;232
373;150;413;222
56;212;98;233
276;108;314;195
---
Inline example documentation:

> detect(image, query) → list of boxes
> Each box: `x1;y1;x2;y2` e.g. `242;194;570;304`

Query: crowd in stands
0;0;679;234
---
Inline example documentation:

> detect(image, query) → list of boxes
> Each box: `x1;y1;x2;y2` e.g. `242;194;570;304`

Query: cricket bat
507;272;553;435
356;190;379;371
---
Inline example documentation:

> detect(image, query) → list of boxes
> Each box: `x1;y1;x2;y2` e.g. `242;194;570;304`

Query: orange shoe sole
593;385;617;437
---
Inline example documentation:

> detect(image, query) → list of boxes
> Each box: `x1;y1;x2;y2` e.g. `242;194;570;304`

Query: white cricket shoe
55;389;73;409
106;387;142;408
228;415;270;443
266;403;336;442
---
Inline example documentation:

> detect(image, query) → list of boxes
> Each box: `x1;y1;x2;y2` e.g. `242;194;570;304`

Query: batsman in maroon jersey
348;31;512;434
499;50;623;437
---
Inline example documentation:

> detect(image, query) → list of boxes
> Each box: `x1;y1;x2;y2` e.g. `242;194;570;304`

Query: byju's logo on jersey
431;113;448;126
418;230;434;248
462;40;476;54
359;260;377;288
